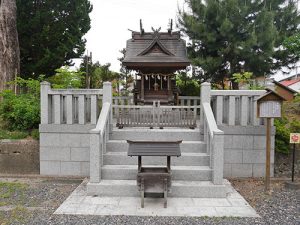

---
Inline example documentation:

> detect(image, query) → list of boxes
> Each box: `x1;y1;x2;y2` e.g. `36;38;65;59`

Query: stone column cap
103;81;112;86
201;82;211;86
41;81;50;85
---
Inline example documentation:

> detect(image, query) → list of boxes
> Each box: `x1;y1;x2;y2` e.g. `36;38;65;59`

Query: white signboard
259;101;281;118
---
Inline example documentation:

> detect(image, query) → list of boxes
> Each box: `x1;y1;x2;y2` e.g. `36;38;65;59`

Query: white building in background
271;61;300;93
272;61;300;81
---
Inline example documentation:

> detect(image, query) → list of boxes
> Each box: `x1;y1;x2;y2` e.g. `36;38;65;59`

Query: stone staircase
87;128;228;198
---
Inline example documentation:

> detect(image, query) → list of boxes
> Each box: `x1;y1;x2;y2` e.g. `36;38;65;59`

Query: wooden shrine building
122;20;190;105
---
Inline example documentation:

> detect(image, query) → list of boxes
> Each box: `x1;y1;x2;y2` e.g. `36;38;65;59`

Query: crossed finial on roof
151;27;161;33
151;27;161;39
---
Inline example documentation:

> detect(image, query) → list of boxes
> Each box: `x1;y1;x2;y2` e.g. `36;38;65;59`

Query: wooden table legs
164;178;167;208
167;156;171;173
138;156;142;172
138;156;171;208
141;177;144;208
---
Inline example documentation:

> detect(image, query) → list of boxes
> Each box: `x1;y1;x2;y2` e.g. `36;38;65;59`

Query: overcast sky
76;0;185;72
76;0;300;81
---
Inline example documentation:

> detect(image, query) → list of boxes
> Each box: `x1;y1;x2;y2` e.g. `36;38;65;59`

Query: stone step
87;180;227;198
102;165;212;181
106;140;206;153
110;129;201;141
103;152;210;166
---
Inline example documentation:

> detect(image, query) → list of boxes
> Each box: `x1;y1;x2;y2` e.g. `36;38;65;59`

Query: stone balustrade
201;83;224;185
39;81;275;178
178;96;201;106
40;82;103;125
211;90;266;126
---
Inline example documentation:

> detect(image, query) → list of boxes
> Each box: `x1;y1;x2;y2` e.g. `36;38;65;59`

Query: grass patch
0;182;28;206
283;95;300;121
30;128;39;140
0;201;6;207
0;129;29;140
0;205;31;225
0;118;38;140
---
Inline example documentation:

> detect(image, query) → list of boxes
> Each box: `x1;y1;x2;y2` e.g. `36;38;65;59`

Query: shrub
0;91;40;131
274;117;300;154
176;79;200;96
274;94;300;154
274;117;290;154
0;128;29;139
0;68;86;135
290;119;300;133
0;77;41;131
12;77;41;96
30;129;39;140
47;67;84;88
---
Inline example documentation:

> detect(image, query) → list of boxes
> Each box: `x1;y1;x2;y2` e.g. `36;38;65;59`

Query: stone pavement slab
54;180;259;217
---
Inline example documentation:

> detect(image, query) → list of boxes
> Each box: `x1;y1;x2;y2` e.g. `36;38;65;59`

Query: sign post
257;89;285;192
289;133;300;182
265;117;271;190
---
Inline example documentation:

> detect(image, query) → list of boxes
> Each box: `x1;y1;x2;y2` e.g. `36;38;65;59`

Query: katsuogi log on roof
123;22;190;72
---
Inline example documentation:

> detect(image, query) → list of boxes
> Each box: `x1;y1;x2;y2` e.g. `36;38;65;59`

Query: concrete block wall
39;124;95;176
0;139;39;174
40;124;275;178
220;125;275;178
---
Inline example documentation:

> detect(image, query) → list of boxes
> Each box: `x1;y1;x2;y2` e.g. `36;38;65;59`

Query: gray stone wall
39;124;95;176
0;139;39;174
40;124;275;178
220;125;275;178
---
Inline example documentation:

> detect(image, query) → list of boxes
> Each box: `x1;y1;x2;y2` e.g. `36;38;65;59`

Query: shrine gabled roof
122;30;190;68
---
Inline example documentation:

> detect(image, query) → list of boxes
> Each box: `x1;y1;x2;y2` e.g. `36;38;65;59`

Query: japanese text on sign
259;101;281;118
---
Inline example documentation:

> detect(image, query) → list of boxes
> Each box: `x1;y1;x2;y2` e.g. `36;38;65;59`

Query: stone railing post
200;82;211;129
201;82;211;104
103;82;112;104
40;81;51;124
212;131;224;184
103;82;113;132
89;131;101;183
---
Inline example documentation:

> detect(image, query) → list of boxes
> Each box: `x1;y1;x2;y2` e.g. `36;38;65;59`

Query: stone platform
55;179;259;217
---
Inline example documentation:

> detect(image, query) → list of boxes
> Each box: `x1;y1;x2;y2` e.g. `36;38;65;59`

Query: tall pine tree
17;0;92;78
178;0;299;88
284;33;300;57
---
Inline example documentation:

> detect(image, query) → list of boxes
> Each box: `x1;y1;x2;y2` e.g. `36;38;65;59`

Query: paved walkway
55;180;259;217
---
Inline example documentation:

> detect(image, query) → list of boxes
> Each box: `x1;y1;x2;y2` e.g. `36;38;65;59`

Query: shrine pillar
141;75;145;101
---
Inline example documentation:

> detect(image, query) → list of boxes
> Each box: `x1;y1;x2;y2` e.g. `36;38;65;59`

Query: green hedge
274;117;300;154
0;77;40;132
0;69;84;134
0;90;40;131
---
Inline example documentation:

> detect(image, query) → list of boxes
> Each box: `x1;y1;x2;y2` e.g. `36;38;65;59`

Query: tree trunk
0;0;20;93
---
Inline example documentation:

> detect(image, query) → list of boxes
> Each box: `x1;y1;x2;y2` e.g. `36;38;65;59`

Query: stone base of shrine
55;179;259;217
39;124;275;178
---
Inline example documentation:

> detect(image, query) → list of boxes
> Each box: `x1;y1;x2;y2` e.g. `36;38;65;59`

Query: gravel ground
275;151;300;178
0;177;299;225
